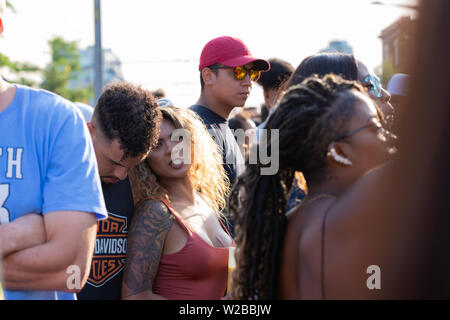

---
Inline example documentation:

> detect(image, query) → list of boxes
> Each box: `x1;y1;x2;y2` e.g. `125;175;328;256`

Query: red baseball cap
199;36;270;72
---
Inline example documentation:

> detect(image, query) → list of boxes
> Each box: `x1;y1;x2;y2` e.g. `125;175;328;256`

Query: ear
201;68;217;87
326;142;353;167
263;88;273;108
87;121;96;143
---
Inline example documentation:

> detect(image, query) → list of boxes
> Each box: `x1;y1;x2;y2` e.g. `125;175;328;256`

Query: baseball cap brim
220;55;270;71
387;73;410;96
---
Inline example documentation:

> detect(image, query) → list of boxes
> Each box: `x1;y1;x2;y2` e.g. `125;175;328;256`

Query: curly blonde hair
129;106;230;215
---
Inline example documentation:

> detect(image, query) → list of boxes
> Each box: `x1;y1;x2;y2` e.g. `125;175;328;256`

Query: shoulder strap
218;214;234;240
158;198;193;235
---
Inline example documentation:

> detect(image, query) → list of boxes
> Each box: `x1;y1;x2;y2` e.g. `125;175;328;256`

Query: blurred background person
286;52;358;86
151;88;166;99
74;102;94;122
386;73;410;133
254;58;294;143
356;60;394;130
228;112;256;161
386;73;409;108
352;0;450;299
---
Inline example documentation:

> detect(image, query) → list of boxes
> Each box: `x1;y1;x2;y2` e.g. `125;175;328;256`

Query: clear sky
0;0;416;108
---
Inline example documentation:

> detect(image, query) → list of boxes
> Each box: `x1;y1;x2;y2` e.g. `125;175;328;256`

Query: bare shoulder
286;197;336;238
281;198;336;299
287;198;337;274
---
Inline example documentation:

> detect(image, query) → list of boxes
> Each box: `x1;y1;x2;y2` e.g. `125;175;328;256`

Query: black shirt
77;177;134;300
189;105;244;186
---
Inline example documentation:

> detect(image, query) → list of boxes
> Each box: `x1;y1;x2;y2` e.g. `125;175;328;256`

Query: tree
40;36;93;103
0;53;40;86
6;0;16;13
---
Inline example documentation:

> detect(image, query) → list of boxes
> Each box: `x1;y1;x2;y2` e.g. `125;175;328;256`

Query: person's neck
161;176;196;206
0;78;15;113
306;179;342;199
195;93;234;119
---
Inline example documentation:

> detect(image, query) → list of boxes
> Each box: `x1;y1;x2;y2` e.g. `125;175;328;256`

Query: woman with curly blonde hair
122;105;233;300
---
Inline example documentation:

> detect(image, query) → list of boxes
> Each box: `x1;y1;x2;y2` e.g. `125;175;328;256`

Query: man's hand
0;213;46;257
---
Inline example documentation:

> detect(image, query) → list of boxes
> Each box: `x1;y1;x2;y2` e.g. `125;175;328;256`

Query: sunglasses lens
364;75;383;98
372;76;383;98
234;67;246;80
233;66;261;81
250;70;261;81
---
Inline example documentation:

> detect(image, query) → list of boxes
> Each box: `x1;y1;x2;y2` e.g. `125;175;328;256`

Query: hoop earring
328;147;353;166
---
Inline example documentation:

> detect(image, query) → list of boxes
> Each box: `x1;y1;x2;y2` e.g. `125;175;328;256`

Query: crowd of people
0;0;449;301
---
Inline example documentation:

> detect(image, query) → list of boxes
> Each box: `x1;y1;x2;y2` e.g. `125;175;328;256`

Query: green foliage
40;36;93;103
6;1;16;13
0;54;40;86
1;3;92;102
374;56;397;88
380;56;396;88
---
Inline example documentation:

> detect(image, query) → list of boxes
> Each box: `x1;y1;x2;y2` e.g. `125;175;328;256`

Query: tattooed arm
121;200;173;300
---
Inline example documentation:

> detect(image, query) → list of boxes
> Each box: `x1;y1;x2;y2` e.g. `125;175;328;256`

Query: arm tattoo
123;200;173;296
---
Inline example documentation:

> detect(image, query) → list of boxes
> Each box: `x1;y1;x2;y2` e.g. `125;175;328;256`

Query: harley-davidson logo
87;212;128;287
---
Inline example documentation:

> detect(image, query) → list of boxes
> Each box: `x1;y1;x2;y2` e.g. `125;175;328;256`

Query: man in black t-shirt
190;36;270;237
77;178;134;300
190;36;270;186
76;82;161;300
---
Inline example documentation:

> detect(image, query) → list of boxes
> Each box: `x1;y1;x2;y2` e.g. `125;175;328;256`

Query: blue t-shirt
0;85;107;300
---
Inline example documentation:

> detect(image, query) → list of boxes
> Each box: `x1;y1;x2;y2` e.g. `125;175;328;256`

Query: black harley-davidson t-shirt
77;177;134;300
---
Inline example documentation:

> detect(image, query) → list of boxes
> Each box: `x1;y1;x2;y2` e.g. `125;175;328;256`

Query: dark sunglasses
209;65;261;82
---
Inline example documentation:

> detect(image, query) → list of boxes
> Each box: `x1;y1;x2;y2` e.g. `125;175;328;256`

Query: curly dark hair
228;75;370;300
93;82;162;160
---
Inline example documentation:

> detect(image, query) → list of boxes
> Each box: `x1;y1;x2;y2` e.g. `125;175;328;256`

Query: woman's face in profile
146;119;191;181
337;91;396;176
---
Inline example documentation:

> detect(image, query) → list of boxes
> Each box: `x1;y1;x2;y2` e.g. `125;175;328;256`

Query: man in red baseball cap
198;36;270;72
189;36;270;236
190;35;270;179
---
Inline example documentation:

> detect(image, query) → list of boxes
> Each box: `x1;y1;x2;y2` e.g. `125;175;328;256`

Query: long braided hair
229;75;366;299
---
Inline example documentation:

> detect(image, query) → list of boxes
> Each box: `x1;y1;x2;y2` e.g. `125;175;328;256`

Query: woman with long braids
282;52;360;212
122;106;232;299
229;75;397;299
282;53;394;212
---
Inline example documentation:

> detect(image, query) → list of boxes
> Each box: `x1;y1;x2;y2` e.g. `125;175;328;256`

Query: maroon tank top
152;198;231;300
